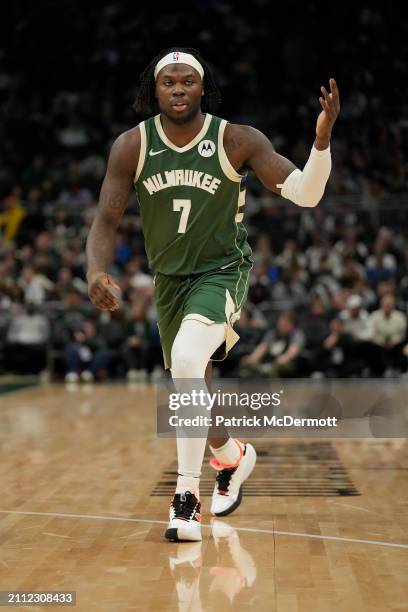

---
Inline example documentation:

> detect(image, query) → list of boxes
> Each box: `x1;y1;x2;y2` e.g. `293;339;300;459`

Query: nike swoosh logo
149;148;168;156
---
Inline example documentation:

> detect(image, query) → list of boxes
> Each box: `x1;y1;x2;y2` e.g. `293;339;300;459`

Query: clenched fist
87;272;121;311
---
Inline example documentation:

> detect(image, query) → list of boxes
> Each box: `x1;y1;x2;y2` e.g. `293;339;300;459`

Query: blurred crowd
2;3;408;201
1;3;408;380
1;197;408;380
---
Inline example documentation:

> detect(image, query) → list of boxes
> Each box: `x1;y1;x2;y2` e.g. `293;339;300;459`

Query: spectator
55;287;94;343
271;270;308;312
18;265;54;305
64;320;112;383
369;294;407;374
58;183;93;207
321;317;351;377
340;294;371;341
248;261;272;309
300;299;330;375
53;267;86;301
122;300;161;380
240;312;305;378
337;294;373;375
5;302;50;374
0;187;26;244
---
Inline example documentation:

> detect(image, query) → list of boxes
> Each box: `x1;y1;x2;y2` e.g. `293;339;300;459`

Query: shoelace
211;443;246;495
216;467;236;495
172;491;200;519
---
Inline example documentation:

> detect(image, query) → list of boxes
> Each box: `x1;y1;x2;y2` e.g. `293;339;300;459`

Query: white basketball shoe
210;442;257;516
165;491;202;542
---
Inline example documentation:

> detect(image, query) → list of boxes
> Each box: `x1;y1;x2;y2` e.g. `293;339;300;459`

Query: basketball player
86;48;340;542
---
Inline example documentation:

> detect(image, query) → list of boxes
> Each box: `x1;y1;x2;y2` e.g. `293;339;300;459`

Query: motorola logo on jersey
198;140;215;157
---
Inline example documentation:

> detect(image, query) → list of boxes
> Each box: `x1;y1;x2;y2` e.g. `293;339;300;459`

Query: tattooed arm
224;123;296;196
86;127;140;311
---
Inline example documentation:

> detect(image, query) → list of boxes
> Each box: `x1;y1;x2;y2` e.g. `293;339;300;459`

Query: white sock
176;474;200;499
210;438;243;467
174;428;207;504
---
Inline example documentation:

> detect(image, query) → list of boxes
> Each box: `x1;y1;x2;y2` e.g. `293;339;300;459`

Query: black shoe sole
214;485;243;517
164;527;201;542
165;528;180;542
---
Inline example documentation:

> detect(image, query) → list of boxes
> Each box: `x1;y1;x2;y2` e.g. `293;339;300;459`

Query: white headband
154;51;204;80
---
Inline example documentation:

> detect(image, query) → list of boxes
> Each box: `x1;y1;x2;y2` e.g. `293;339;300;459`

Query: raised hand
315;78;340;148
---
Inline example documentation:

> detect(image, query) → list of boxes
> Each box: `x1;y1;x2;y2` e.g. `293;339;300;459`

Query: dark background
2;1;408;194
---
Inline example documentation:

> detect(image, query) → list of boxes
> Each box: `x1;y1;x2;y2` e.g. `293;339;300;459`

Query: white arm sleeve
276;145;331;207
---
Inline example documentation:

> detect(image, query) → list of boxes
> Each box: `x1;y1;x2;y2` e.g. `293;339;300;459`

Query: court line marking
0;509;407;550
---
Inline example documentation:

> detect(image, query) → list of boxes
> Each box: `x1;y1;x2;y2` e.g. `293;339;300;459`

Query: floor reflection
168;519;257;611
210;519;257;603
168;541;203;612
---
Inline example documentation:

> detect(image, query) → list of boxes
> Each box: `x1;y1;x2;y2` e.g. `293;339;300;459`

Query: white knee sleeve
171;318;226;378
171;318;226;480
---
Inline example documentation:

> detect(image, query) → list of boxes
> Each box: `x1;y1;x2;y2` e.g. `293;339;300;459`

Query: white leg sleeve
171;318;226;379
277;145;331;207
171;318;226;479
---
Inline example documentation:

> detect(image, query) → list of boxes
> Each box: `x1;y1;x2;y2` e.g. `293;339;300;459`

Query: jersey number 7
173;199;191;234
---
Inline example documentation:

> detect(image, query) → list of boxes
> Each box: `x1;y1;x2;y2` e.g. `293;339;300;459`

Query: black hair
133;47;221;115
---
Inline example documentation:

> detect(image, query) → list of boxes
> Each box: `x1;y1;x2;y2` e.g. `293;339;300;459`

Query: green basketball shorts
154;258;253;369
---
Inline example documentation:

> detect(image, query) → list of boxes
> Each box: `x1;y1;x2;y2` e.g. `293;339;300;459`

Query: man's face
381;296;395;315
277;315;293;336
84;321;95;336
155;64;204;124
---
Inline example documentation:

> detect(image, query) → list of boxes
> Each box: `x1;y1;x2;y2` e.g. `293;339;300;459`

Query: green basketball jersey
134;113;252;276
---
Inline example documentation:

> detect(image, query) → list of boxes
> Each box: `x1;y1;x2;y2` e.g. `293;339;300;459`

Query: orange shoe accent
209;440;244;470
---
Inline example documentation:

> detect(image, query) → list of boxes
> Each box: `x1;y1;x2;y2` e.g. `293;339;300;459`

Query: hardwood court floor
0;383;407;611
